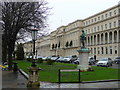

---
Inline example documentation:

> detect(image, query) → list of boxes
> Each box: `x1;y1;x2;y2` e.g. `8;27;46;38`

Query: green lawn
15;60;120;82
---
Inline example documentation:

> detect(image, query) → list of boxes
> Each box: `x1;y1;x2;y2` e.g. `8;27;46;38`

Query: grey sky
46;0;119;32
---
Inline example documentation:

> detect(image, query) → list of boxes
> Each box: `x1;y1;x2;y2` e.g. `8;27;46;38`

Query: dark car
74;58;80;64
114;57;120;64
88;57;96;65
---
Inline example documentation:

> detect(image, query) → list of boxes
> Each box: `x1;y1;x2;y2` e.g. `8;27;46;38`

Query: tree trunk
7;46;13;70
8;42;13;70
2;35;7;63
7;39;16;70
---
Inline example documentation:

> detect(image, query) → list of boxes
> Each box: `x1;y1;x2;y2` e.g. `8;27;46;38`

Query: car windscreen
100;59;107;61
116;57;120;59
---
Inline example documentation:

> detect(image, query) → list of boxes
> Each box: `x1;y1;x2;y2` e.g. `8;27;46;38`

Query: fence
58;69;81;83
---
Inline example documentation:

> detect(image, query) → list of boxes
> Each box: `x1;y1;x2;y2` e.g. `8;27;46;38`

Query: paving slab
2;70;27;88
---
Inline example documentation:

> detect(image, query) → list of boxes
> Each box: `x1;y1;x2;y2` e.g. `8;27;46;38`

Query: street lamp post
36;50;37;59
27;28;41;88
31;29;38;67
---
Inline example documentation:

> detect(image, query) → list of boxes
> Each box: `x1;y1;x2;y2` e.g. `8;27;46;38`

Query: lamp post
36;50;37;59
31;28;38;67
27;28;41;88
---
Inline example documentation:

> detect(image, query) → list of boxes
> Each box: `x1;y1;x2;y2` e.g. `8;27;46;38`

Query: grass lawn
15;60;120;83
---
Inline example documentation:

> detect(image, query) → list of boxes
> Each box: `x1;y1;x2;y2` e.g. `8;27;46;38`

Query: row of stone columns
86;30;120;46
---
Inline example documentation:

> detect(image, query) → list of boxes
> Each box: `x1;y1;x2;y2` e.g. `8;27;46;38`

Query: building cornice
83;5;119;21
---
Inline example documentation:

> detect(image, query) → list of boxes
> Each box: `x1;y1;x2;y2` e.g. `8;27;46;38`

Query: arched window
66;41;69;47
114;31;117;43
69;40;73;47
109;32;112;43
101;47;104;54
101;33;104;44
55;44;57;48
105;33;108;44
91;36;93;45
58;42;60;48
52;44;54;49
119;30;120;42
94;35;96;45
97;34;100;44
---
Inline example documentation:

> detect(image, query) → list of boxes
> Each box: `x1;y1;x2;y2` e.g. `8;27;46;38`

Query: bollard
13;62;18;72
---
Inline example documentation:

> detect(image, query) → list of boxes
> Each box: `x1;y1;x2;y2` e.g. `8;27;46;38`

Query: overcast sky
46;0;120;32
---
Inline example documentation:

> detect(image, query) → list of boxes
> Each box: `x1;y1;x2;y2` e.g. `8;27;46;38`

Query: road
110;63;120;69
91;63;120;69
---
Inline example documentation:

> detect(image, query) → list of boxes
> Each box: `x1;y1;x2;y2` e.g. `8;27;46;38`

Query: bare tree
2;1;50;70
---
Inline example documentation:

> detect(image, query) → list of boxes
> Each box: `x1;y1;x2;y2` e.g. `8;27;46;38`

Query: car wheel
111;63;112;66
106;63;109;67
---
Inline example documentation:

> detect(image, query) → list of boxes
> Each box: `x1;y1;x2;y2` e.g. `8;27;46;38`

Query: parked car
96;58;113;67
37;56;43;59
88;57;96;65
57;57;65;62
42;56;47;60
47;56;52;59
70;55;78;63
63;56;71;63
64;55;78;63
74;58;80;64
114;57;120;64
50;57;59;61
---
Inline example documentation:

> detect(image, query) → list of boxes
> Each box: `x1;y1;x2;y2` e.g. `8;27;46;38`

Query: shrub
46;58;54;65
26;58;32;62
16;43;24;60
37;58;43;63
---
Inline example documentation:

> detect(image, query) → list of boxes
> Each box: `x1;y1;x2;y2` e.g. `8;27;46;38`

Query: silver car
96;58;113;67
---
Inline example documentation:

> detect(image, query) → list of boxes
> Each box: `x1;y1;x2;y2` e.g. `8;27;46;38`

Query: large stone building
23;4;120;60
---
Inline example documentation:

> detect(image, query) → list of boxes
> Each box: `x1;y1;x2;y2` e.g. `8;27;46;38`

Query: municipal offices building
23;4;120;60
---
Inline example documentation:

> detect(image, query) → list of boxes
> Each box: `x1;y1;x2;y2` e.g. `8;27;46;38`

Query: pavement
2;70;27;88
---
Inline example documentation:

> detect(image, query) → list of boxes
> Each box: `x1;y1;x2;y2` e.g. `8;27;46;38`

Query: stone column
86;36;88;46
93;35;94;45
96;34;98;45
100;34;101;44
117;31;119;42
103;33;105;44
112;31;114;43
90;36;91;45
77;48;90;71
108;32;110;44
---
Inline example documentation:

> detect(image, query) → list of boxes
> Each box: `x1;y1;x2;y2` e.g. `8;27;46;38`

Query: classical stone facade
84;5;120;60
24;41;33;57
23;4;120;60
